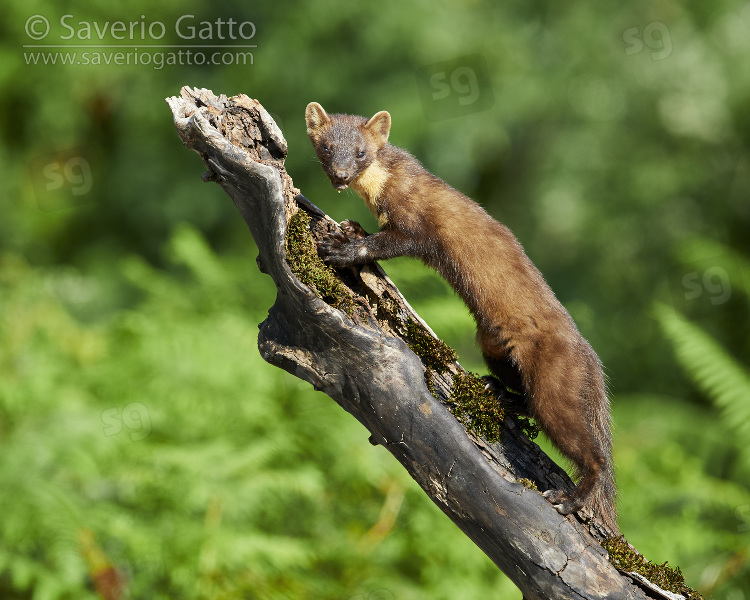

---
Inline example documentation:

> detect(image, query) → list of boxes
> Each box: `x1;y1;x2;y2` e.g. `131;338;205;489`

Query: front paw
319;230;367;267
318;222;370;267
317;232;349;265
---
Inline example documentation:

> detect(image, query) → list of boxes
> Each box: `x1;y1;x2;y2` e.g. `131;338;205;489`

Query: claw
481;375;505;397
340;220;368;240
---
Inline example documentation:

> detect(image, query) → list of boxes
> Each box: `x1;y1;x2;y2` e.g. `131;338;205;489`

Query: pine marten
304;101;618;533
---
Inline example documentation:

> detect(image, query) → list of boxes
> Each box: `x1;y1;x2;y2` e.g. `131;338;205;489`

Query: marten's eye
356;150;366;159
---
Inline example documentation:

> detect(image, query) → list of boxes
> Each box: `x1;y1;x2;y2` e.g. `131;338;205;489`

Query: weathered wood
166;86;687;600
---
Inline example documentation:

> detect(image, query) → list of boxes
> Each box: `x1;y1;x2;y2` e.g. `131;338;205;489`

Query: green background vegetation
1;0;749;598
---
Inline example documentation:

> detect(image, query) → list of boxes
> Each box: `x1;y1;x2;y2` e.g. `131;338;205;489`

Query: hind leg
523;340;608;515
533;387;607;514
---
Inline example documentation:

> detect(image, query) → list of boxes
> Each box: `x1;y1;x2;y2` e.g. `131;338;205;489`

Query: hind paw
543;489;583;516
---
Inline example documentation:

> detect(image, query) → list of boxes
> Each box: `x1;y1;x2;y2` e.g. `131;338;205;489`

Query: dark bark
166;86;688;600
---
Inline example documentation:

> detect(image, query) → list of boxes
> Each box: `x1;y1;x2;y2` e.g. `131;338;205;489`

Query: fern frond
655;303;750;442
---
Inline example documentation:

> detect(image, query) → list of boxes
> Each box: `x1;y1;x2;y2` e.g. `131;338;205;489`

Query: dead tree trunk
166;86;695;600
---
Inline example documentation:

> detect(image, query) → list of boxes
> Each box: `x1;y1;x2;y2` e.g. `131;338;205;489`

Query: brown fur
305;102;618;534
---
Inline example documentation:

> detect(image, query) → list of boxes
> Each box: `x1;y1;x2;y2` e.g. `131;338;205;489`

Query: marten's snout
329;168;353;191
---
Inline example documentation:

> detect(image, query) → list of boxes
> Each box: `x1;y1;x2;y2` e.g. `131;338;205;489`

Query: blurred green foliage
1;0;749;597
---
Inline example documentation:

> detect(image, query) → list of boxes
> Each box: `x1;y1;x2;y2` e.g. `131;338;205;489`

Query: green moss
449;371;539;443
450;371;507;442
404;318;457;372
602;536;704;600
285;210;357;315
517;478;538;491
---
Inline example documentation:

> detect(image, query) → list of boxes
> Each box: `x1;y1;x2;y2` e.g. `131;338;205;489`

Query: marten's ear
364;110;391;146
305;102;331;137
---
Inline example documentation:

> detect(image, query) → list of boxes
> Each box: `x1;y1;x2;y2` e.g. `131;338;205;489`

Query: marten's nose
329;169;351;190
332;169;350;182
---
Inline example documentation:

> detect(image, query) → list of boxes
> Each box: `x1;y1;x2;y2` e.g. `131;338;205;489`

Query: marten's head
305;102;391;191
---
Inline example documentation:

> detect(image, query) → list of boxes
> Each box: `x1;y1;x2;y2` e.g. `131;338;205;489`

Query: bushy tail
587;351;619;536
592;412;619;534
